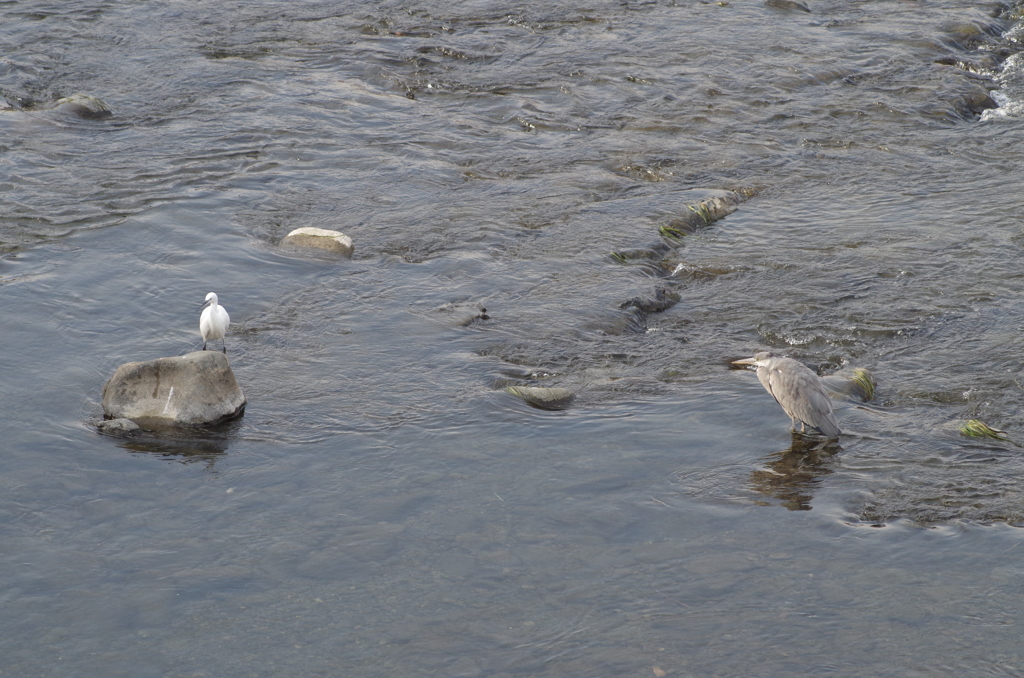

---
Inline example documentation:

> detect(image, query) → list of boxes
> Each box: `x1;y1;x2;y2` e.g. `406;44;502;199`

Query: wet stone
52;94;112;119
281;227;354;256
765;0;811;11
505;386;576;410
435;301;490;326
101;351;246;426
95;417;141;435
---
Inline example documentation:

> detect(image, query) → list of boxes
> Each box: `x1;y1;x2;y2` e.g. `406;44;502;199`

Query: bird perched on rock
200;292;230;353
733;351;840;438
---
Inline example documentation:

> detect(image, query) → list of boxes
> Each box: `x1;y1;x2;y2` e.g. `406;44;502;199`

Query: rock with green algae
959;419;1010;441
822;367;876;402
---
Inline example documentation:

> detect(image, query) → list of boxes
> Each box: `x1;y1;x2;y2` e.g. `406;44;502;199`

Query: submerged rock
96;417;141;435
281;227;354;256
505;386;576;411
102;351;246;426
619;286;680;315
764;0;811;12
52;94;112;119
435;301;490;326
1;91;112;118
657;194;741;240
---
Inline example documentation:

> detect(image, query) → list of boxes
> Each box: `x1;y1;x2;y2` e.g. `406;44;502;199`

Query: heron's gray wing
801;386;841;438
763;359;841;437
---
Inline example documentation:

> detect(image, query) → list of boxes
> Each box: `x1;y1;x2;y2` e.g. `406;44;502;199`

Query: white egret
200;292;230;353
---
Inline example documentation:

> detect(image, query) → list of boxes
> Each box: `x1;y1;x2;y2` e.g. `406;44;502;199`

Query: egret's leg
202;341;208;351
222;341;227;355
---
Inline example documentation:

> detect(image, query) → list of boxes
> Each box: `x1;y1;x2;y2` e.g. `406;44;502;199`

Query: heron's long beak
732;357;757;366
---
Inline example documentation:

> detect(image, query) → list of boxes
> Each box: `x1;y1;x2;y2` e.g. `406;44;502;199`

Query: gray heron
733;351;841;439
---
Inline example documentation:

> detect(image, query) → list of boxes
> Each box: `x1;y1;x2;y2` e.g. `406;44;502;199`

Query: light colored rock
53;94;112;119
101;351;246;426
281;227;354;256
505;386;576;411
96;418;141;434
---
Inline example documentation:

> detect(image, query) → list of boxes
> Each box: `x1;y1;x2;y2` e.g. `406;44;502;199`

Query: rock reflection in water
749;435;841;511
115;419;241;469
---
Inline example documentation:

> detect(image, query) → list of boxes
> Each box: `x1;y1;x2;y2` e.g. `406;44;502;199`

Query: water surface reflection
113;419;242;469
749;435;840;511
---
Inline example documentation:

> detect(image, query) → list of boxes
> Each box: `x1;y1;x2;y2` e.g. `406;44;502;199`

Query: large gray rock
102;351;246;426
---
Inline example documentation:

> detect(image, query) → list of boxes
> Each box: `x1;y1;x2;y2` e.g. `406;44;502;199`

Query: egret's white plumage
733;351;841;439
200;292;230;353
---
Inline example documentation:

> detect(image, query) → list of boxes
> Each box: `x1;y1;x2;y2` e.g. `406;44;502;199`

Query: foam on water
981;50;1024;120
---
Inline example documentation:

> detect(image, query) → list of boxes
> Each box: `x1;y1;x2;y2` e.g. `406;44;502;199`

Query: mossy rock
959;419;1009;441
822;367;876;402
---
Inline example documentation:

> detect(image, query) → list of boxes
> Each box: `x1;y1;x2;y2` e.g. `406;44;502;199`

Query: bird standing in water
733;351;840;439
200;292;230;353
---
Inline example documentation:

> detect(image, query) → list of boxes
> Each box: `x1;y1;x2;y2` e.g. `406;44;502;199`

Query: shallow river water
3;0;1024;676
